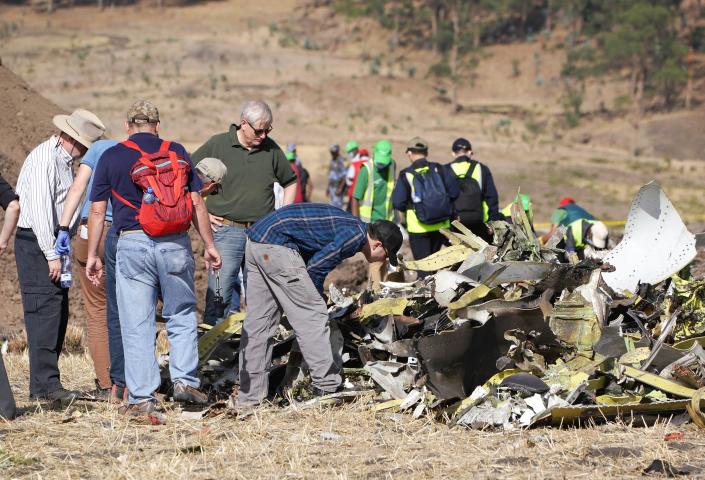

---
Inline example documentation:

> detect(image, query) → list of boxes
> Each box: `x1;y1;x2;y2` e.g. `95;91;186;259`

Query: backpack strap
469;160;481;187
111;188;138;211
121;140;147;156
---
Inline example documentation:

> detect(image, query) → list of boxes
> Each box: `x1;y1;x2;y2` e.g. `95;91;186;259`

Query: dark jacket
392;158;460;212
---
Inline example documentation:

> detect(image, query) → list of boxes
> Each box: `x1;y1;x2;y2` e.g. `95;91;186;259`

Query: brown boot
173;382;208;405
118;401;156;417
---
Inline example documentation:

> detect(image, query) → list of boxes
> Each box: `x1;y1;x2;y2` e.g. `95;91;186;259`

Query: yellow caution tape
534;213;705;231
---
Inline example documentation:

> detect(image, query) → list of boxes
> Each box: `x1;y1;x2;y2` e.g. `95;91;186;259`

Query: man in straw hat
15;108;106;405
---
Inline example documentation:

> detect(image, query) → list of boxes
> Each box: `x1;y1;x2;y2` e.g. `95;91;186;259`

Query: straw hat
52;109;106;148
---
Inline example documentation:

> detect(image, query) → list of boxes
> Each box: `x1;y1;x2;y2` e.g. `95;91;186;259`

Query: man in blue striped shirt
235;203;402;407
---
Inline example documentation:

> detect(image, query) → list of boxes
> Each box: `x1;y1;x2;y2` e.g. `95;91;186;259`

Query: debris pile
196;181;705;429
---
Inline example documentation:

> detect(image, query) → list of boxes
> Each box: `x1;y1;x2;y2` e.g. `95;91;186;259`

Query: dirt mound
0;62;62;184
0;62;64;334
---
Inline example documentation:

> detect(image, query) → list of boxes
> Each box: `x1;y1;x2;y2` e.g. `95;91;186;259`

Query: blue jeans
104;227;125;387
116;232;200;404
204;224;247;325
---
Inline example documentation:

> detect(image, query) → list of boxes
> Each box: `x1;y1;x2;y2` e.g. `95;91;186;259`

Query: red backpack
112;140;193;237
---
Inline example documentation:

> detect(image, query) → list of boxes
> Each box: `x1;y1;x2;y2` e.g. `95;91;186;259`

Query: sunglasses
244;119;273;137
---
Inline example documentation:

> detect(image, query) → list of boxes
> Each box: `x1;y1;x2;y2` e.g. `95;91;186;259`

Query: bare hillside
0;0;704;332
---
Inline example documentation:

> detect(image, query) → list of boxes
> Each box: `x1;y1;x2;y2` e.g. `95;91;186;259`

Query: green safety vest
450;160;489;223
404;166;451;233
359;159;395;222
567;218;596;249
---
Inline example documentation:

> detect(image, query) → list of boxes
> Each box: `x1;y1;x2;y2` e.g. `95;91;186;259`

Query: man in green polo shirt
192;100;297;325
352;140;396;290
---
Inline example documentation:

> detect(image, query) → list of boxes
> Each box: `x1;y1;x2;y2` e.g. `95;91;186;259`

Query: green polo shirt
191;124;297;223
352;164;391;222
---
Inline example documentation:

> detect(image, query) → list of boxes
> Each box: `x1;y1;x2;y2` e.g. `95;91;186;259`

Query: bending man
234;203;402;408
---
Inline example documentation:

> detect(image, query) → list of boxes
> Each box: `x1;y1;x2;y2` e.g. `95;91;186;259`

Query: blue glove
55;230;71;256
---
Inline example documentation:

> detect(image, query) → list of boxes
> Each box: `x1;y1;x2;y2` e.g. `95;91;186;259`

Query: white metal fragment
433;271;475;307
400;389;423;410
525;393;546;415
602;181;696;294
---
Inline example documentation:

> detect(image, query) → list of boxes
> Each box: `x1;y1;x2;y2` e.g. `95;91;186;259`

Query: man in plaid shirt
234;203;402;407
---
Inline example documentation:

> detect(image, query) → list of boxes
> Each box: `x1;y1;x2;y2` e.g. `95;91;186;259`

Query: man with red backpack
85;100;221;417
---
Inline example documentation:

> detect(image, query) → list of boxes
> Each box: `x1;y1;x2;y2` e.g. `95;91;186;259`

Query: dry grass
5;323;85;354
1;352;705;479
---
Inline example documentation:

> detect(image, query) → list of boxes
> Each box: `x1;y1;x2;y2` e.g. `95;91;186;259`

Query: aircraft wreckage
169;181;705;430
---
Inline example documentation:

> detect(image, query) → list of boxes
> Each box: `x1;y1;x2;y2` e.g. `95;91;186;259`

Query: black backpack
454;161;484;226
408;163;454;224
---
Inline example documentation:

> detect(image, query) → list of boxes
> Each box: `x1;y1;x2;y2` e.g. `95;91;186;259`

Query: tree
601;2;687;153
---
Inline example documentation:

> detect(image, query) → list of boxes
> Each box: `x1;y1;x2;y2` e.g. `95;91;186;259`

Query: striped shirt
247;203;368;293
16;136;79;260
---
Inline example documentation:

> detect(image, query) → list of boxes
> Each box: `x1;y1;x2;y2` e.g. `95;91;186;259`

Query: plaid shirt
247;203;368;293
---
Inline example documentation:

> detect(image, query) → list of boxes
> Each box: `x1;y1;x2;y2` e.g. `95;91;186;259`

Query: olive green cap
405;136;428;152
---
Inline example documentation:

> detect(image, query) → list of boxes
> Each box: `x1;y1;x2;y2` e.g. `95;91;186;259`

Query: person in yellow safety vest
352;140;396;290
391;137;460;278
539;197;594;245
501;193;535;231
564;218;609;263
448;138;502;242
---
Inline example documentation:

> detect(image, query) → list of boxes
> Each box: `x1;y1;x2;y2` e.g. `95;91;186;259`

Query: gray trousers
238;241;342;405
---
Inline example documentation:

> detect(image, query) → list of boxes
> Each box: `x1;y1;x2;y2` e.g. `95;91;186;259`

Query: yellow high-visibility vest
450;160;489;223
567;218;596;249
359;159;395;222
404;166;451;233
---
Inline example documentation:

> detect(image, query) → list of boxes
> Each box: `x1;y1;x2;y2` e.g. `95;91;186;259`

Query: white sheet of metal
602;181;696;294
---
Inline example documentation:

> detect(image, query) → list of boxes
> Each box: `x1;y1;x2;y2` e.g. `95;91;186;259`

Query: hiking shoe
82;380;113;402
173;382;208;405
118;401;156;417
30;388;81;407
292;382;343;402
225;394;259;418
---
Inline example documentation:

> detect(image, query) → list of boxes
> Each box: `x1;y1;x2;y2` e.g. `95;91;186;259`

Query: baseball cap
406;137;428;153
195;157;227;184
127;100;159;124
373;140;392;167
346;140;359;153
558;197;575;208
370;220;403;267
451;137;472;152
285;151;296;161
287;143;297;152
330;144;340;153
